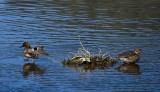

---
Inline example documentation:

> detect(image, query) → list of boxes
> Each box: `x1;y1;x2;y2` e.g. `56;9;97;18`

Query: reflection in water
65;62;115;73
23;63;45;76
0;0;159;91
118;63;141;75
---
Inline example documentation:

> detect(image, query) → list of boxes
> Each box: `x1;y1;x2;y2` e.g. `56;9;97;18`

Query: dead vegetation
62;37;116;70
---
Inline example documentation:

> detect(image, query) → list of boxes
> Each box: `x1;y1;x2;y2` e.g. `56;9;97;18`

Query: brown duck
116;48;142;64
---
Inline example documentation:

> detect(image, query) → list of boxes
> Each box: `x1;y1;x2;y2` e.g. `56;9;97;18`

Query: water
0;0;160;91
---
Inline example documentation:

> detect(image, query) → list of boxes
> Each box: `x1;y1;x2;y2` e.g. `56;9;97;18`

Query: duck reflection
23;63;45;76
118;63;141;75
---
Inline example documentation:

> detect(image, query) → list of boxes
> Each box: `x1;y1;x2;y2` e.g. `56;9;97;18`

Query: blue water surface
0;0;160;92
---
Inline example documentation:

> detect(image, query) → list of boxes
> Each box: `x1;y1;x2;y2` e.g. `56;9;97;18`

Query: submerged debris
62;37;116;71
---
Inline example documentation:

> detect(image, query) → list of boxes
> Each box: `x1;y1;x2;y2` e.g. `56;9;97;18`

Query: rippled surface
0;0;160;91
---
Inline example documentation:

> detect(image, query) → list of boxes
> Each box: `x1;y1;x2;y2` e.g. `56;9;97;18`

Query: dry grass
62;36;116;70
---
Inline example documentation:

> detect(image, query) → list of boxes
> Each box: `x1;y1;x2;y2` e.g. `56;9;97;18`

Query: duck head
134;48;142;55
20;42;31;49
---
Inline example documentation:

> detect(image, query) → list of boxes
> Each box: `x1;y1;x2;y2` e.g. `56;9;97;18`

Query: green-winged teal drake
20;42;49;63
116;48;142;64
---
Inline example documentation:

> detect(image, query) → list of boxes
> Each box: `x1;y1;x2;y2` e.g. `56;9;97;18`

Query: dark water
0;0;160;91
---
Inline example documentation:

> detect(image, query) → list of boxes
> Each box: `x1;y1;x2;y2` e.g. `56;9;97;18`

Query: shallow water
0;0;160;91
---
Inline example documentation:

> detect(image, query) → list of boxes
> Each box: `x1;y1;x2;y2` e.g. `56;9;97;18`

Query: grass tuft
62;36;117;71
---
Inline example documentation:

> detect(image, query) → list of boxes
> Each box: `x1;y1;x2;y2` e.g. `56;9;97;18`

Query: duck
20;42;49;63
116;48;142;64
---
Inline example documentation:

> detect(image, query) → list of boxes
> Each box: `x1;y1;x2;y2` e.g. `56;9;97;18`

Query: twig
78;35;90;56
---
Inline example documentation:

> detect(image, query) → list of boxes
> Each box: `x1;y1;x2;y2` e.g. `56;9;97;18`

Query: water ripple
0;0;160;91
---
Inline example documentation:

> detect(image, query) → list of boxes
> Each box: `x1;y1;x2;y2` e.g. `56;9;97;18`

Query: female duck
116;48;142;64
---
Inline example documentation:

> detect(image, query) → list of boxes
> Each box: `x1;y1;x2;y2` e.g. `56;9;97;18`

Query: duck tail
41;51;49;56
36;46;49;56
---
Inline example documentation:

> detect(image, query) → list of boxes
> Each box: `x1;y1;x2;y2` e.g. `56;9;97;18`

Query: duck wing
117;51;137;58
33;46;49;56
